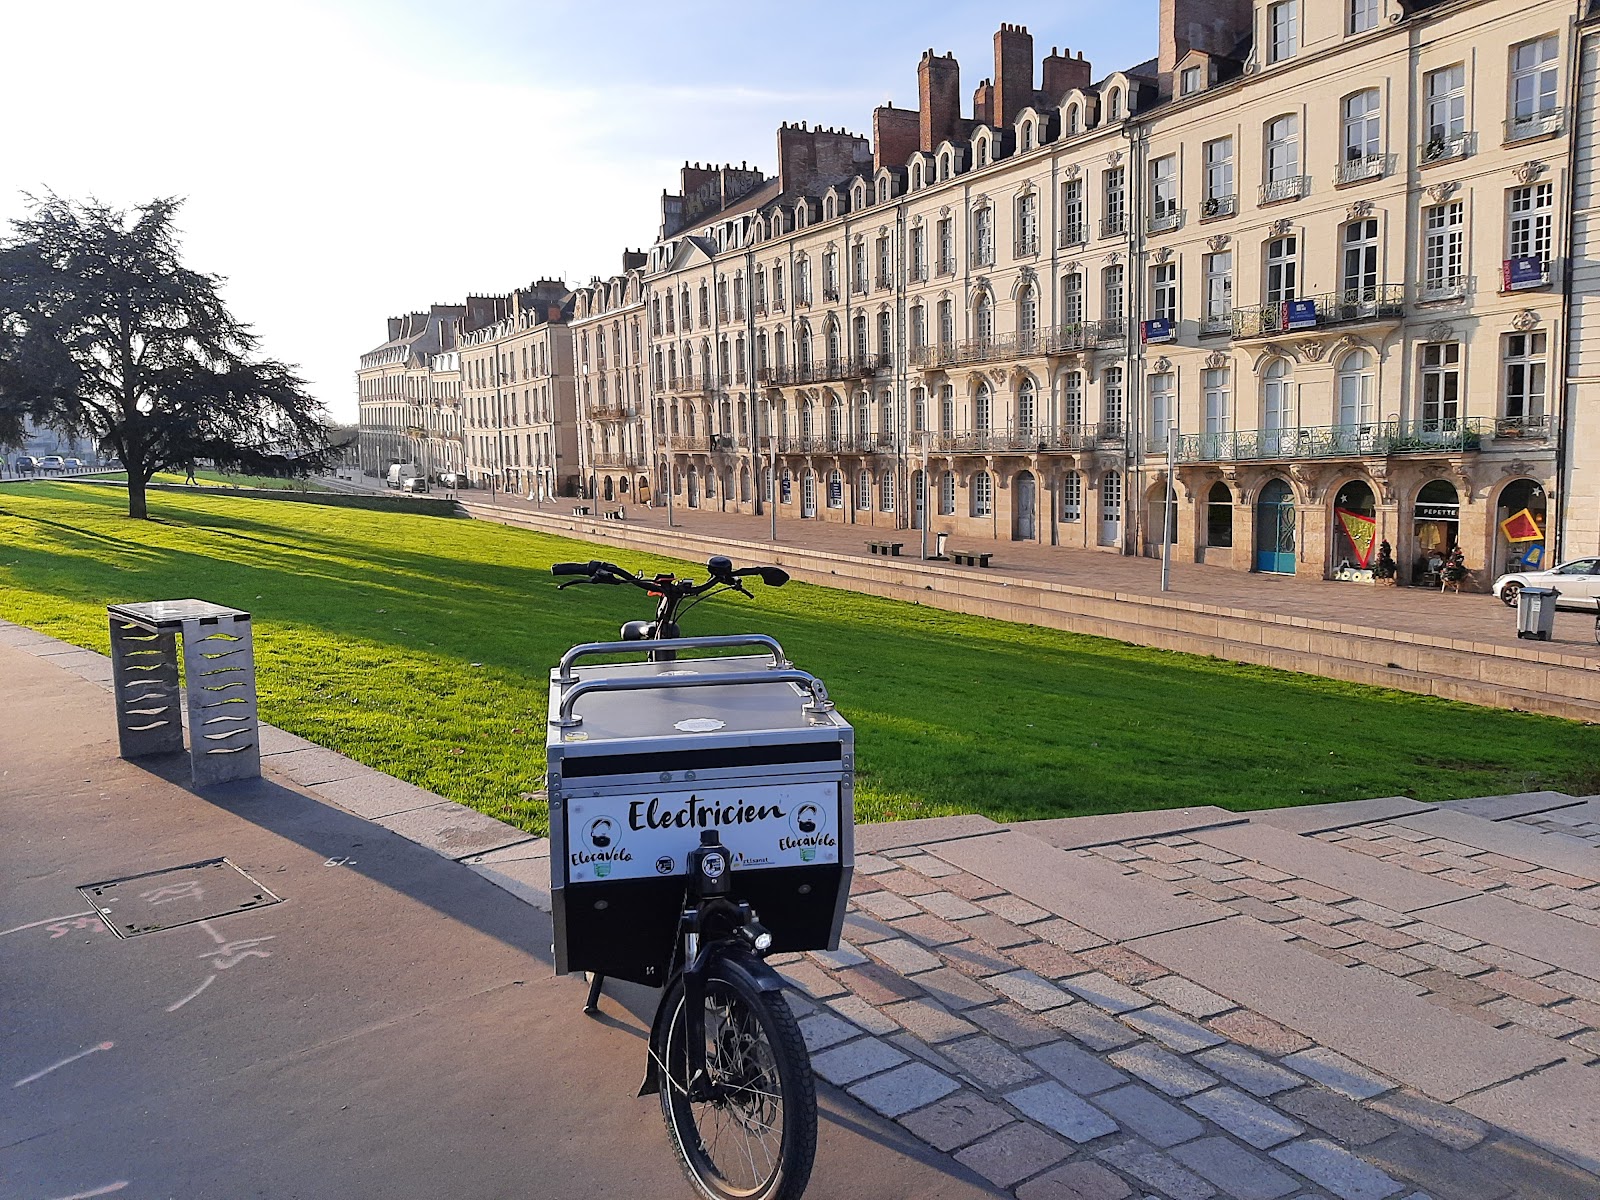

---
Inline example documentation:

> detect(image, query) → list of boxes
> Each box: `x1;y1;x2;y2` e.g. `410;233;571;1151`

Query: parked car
65;457;84;469
438;471;469;489
402;475;429;493
13;455;36;473
37;455;65;473
1492;558;1600;610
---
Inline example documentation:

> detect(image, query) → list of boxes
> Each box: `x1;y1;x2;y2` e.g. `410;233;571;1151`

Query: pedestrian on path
1441;545;1468;593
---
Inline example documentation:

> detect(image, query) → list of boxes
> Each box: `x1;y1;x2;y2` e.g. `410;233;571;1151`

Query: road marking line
165;974;217;1012
12;1041;115;1087
47;1183;129;1200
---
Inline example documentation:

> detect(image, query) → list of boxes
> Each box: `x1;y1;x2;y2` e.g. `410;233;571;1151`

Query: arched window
939;470;956;514
912;162;923;189
972;471;993;517
1020;120;1035;151
827;469;843;508
880;470;895;512
1107;88;1123;120
1062;370;1084;427
941;385;955;432
853;314;869;361
1103;366;1125;428
826;320;842;370
1336;349;1375;429
1066;104;1080;135
878;310;892;357
1018;378;1037;431
976;137;989;168
974;292;994;343
1017;284;1038;340
828;396;843;443
800;398;815;440
824;195;836;220
774;327;787;370
857;394;871;442
1207;481;1234;547
975;382;993;433
857;468;872;509
939;151;951;180
797;324;813;371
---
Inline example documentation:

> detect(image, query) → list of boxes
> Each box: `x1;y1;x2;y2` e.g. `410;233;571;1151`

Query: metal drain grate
79;858;282;938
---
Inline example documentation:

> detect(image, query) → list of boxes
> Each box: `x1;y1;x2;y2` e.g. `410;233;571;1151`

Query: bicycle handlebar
549;557;786;596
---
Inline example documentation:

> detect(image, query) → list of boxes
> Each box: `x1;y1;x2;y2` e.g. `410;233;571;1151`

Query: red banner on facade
1335;508;1377;567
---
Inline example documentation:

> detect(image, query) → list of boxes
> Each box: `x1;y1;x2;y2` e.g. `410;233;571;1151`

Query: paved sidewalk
466;490;1600;663
5;622;1600;1199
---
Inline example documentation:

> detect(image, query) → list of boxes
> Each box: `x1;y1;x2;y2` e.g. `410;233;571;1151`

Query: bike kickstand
583;972;606;1015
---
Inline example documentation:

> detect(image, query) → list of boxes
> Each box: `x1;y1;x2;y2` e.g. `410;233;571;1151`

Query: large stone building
356;305;472;482
359;0;1599;588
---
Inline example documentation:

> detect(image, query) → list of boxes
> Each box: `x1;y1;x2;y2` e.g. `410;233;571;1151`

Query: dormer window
1181;66;1202;96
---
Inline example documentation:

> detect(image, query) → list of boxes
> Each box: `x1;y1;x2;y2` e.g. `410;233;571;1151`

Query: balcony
773;433;897;455
758;355;888;387
909;261;927;283
753;300;768;316
1175;418;1489;463
1231;286;1404;339
1099;214;1128;239
1148;207;1185;235
910;333;1050;370
1335;152;1391;186
1420;131;1476;165
1259;175;1308;205
1417;275;1471;305
1045;319;1127;354
587;403;627;421
1201;311;1234;337
1494;414;1552;441
666;371;716;395
1502;257;1554;293
970;247;996;269
926;423;1124;454
1505;108;1564;144
591;450;643;469
1014;234;1040;257
936;256;956;277
1199;195;1236;222
823;286;840;303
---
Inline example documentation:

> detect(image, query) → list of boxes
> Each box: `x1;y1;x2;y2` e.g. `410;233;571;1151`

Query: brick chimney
1159;0;1252;97
973;79;994;128
873;103;921;172
918;50;961;152
993;23;1034;129
776;122;873;195
1042;47;1092;100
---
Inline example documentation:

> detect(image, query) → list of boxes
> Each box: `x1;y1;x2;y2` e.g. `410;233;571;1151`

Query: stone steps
1390;808;1600;883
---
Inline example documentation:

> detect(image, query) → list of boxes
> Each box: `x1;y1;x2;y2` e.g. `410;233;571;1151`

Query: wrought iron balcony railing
1259;175;1308;204
1199;194;1236;221
1505;108;1563;143
1099;214;1128;238
1058;224;1087;248
1420;131;1476;165
757;355;888;387
1175;418;1490;463
1148;207;1184;234
1335;152;1391;185
1231;286;1404;338
925;422;1124;454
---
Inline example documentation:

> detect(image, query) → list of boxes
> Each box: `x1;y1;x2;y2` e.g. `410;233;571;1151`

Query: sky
0;0;1157;423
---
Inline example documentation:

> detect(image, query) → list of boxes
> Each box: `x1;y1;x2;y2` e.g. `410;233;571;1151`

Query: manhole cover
78;858;282;938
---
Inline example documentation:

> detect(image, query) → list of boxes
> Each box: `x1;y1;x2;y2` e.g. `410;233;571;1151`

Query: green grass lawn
2;482;1596;835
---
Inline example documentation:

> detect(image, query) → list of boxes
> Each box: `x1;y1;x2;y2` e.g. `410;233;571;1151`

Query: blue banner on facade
1283;299;1318;330
1142;318;1175;344
1502;257;1547;292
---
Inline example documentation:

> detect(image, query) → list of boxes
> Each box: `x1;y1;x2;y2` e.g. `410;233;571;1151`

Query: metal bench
866;540;904;556
950;551;993;568
107;600;261;787
603;506;626;521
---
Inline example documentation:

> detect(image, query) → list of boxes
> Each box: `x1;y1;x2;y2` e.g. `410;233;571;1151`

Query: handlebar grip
552;561;597;577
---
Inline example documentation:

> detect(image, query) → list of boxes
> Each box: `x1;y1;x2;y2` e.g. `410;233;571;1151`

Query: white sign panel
564;782;840;883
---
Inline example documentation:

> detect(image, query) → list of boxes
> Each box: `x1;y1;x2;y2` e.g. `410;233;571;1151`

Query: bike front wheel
655;959;817;1200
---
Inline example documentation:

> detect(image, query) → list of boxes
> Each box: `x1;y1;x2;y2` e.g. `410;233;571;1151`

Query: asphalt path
0;645;999;1199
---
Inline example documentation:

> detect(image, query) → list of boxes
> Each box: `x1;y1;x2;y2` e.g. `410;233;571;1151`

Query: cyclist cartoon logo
791;802;827;838
586;817;618;850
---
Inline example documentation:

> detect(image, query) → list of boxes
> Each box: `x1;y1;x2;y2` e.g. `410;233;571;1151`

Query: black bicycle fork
582;830;780;1101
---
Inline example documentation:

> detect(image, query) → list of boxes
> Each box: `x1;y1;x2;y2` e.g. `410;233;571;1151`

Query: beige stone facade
356;306;468;483
572;258;652;505
627;0;1599;589
459;283;579;498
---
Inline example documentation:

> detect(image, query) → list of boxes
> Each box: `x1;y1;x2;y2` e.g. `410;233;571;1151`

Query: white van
386;463;419;489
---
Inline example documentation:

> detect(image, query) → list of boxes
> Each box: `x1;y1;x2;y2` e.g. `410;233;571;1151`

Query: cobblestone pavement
772;797;1600;1199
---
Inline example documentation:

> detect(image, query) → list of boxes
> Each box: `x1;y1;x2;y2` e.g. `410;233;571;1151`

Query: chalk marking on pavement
196;919;228;945
46;1183;129;1200
0;912;97;940
12;1041;115;1087
165;974;217;1012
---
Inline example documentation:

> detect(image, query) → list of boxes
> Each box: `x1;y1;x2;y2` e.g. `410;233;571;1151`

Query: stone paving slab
1251;797;1430;835
1418;892;1600;980
1392;809;1600;882
1126;916;1565;1102
258;724;322;757
931;831;1232;942
466;854;552;912
855;815;1005;853
310;768;453;819
1456;1062;1600;1175
1437;792;1584;821
462;838;550;866
374;801;535;859
1188;822;1477;913
1018;807;1245;850
265;745;371;788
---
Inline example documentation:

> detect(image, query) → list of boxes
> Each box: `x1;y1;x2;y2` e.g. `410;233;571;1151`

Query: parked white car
37;455;65;472
1492;558;1600;610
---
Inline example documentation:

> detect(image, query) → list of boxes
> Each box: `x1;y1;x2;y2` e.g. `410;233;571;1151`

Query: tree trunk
128;473;149;520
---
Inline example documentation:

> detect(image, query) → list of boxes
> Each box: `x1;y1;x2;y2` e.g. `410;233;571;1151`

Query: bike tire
655;960;817;1200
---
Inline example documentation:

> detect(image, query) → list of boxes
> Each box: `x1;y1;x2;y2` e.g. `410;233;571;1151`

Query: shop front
1331;480;1377;582
1412;479;1460;585
1494;477;1548;576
